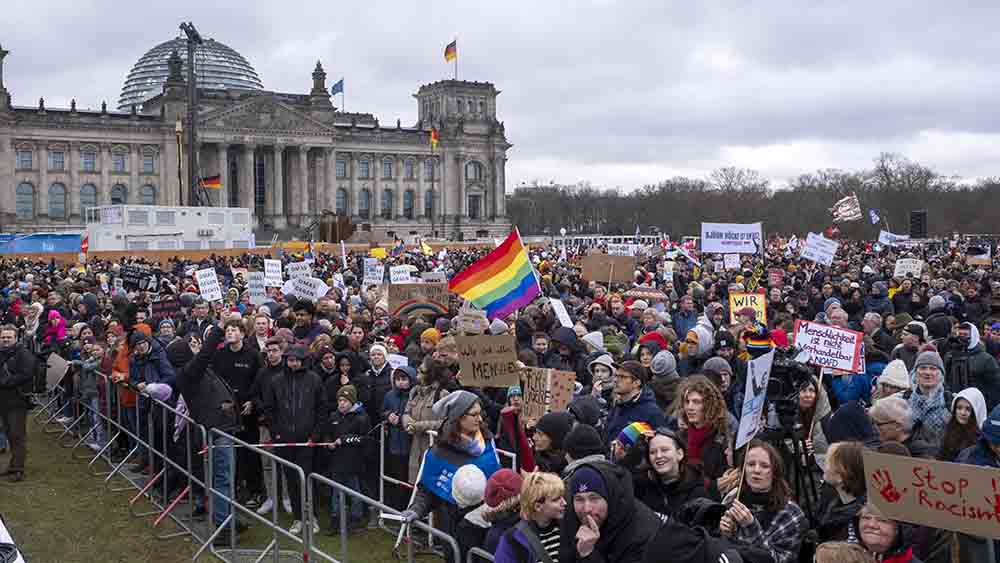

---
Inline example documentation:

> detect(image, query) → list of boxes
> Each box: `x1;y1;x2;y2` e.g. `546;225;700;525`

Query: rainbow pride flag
449;229;540;319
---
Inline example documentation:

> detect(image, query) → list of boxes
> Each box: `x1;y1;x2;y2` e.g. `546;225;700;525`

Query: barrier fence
29;366;520;563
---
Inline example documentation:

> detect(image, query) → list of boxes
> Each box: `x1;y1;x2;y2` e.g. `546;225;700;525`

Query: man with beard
0;325;36;482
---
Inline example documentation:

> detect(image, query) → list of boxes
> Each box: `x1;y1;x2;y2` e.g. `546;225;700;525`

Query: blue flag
869;209;880;225
330;78;344;96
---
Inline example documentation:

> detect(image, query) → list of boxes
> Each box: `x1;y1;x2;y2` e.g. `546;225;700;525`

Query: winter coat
944;328;1000;409
262;365;327;444
71;356;102;400
359;361;393;424
322;402;371;475
853;511;924;563
0;342;36;410
870;328;898;356
864;283;895;318
829;371;872;406
128;334;177;389
605;386;669;446
543;327;591;389
174;326;241;433
403;382;448;482
632;469;713;520
212;342;261;404
494;520;559;563
383;366;414;457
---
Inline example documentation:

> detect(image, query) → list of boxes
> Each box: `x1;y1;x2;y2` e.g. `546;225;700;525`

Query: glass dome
118;36;263;111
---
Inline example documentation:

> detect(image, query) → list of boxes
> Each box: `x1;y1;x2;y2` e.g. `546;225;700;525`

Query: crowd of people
2;233;1000;562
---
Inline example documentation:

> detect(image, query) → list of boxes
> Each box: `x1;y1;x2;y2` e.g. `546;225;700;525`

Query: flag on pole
391;238;405;257
430;128;440;149
869;209;881;225
449;229;541;320
634;224;641;238
830;193;863;222
444;40;457;62
330;78;344;96
199;175;222;189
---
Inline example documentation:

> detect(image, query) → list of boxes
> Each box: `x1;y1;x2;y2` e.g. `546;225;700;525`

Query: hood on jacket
954;387;988;430
393;365;417;389
963;322;981;351
551;327;580;355
566;461;639;536
587;353;616;378
823;400;879;447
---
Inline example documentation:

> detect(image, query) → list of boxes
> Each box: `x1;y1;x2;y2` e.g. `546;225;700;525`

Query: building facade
0;37;512;241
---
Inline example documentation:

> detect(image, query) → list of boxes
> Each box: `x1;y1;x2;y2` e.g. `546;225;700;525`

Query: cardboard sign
966;245;992;266
387;354;409;371
723;254;741;270
455;333;519;387
388;282;449;318
735;350;775;450
363;258;384;286
263;259;283;286
247;272;267;305
893;258;924;278
421;271;447;283
793;320;864;373
548;370;576;414
550;298;574;328
581;253;635;284
46;353;69;390
768;268;785;288
729;292;768;325
700;222;762;254
800;232;839;266
389;265;413;284
863;449;1000;539
285;261;313;280
120;264;154;291
878;230;910;247
521;368;576;425
195;268;223;302
150;298;180;323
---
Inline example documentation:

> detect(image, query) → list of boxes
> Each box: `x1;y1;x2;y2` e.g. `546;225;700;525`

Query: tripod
757;410;820;526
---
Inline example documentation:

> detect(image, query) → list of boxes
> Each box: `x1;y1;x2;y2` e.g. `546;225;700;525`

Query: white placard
735;349;775;450
793;320;864;373
263;259;283;286
340;240;349;270
363;258;384;286
195;268;223;302
723;254;741;270
607;243;641;257
878;230;910;247
285;261;313;280
282;277;331;301
550;298;574;328
247;272;266;305
388;354;409;371
893;258;924;278
390;265;413;284
800;232;838;267
700;222;763;254
421;271;447;283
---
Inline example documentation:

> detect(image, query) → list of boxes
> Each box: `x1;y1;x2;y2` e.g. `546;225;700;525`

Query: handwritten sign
700;222;762;254
793;320;864;373
581;253;635;284
388;283;449;318
723;254;741;270
389;265;413;284
247;272;267;305
421;271;447;283
363;258;384;286
729;292;768;325
263;259;283;286
801;232;839;267
549;370;576;414
455;333;519;387
388;354;409;371
285;261;313;280
287;277;330;301
521;368;577;425
550;298;574;328
735;350;774;450
195;268;223;302
863;449;1000;539
893;258;924;278
607;243;641;257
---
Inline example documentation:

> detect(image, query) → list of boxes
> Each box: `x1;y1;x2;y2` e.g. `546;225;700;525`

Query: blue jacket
605;386;669;445
672;309;698;340
129;335;176;389
956;437;999;468
829;371;871;406
382;366;414;457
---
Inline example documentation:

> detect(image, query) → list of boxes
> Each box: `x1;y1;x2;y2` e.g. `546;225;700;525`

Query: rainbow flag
444;40;457;63
449;229;540;319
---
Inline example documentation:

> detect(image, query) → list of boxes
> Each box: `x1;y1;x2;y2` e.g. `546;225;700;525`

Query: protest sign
388;282;449;318
728;292;768;325
195;268;223;301
120;264;153;290
735;350;775;450
521;368;550;424
863;449;1000;539
263;259;283;286
389;265;413;284
455;333;519;387
893;258;924;278
800;232;839;267
363;258;384;286
421;271;447;283
581;253;635;284
247;272;267;305
285;261;312;280
966;244;992;266
550;298;574;328
878;230;910;247
549;370;576;413
150;298;180;323
288;277;330;301
793;320;864;373
724;254;741;270
388;354;409;371
767;268;785;288
46;353;69;390
607;243;641;257
700;222;762;254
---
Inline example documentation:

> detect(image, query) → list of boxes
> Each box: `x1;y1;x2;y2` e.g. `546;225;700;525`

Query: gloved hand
399;509;419;523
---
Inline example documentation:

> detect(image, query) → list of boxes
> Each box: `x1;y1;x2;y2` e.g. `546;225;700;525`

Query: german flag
444;40;457;63
430;127;440;150
200;175;222;189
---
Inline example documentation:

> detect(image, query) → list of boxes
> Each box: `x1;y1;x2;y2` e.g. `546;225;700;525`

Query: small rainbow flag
200;175;222;189
444;40;457;63
449;229;540;319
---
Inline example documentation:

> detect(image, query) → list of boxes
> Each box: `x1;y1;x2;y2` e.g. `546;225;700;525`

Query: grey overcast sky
5;1;1000;190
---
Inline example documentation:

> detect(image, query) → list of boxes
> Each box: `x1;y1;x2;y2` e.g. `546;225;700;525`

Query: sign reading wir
456;334;519;388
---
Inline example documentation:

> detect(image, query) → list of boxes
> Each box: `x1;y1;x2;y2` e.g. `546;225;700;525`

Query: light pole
180;22;203;207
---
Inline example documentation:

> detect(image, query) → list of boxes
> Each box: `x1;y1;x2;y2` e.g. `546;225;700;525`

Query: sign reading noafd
793;320;864;373
700;222;762;254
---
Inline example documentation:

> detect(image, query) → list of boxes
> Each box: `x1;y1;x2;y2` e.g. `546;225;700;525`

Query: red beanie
484;468;523;508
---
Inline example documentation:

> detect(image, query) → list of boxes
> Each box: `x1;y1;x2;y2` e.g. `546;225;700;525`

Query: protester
0;324;35;482
673;375;732;480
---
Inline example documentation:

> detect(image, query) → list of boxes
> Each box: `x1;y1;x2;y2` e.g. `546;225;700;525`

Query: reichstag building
0;36;512;240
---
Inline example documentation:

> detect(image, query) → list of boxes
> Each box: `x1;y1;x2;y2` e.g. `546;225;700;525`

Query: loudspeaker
909;210;928;239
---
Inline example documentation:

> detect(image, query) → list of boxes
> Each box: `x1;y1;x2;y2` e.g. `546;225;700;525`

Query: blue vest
420;439;501;504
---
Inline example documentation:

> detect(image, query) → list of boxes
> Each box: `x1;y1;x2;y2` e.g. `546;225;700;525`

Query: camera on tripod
765;348;815;430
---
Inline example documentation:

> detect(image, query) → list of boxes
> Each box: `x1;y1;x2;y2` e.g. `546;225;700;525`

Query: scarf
456;431;486;457
686;425;713;464
742;488;777;531
909;384;949;439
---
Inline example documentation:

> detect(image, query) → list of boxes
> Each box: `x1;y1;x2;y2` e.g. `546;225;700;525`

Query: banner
363;258;384;286
863;449;1000;539
700;222;763;254
389;265;413;284
581;253;635;283
195;268;223;302
793;320;864;373
388;282;449;318
120;264;154;291
550;298;574;328
421;271;447;283
800;232;839;267
878;230;910;247
607;243;641;257
285;261;312;280
150;298;180;324
263;259;283;286
247;272;267;305
728;292;768;325
723;254;741;270
893;258;924;278
735;350;775;450
456;334;520;387
967;244;992;266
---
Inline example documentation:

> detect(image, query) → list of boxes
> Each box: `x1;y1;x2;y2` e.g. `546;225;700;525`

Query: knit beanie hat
421;327;441;345
451;464;487;509
535;412;575;450
158;318;175;329
484;468;523;509
650;350;678;379
928;294;946;312
878;359;911;390
702;356;732;377
581;331;605;353
370;343;388;359
564;424;605;460
432;390;479;422
489;318;509;336
337;385;358;405
507;385;522;400
914;350;945;373
616;421;653;449
569;466;608;499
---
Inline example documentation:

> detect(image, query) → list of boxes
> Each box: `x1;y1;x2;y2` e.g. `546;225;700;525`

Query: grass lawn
2;415;439;563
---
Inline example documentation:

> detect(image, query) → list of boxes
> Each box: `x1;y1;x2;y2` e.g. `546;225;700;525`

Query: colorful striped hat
617;421;653;449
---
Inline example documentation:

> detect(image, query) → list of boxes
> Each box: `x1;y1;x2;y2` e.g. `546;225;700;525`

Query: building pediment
199;94;334;135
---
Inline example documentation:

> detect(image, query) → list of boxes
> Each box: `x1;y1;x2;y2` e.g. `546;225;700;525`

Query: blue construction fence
0;233;83;254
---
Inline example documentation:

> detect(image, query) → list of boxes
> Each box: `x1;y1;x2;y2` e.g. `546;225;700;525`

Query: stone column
273;145;286;229
158;144;168;206
69;142;80;220
496;156;506;216
324;147;335;212
100;144;110;204
129;144;139;201
38;144;48;219
240;144;254;209
456;154;466;218
348;152;358;217
217;143;229;207
297;146;309;225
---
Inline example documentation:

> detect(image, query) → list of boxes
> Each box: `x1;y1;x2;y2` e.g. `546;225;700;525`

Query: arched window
424;160;435;181
403;190;415;219
359;158;371;179
336;188;348;215
381;189;394;219
424;190;434;218
467;100;473;114
80;184;98;212
140;184;156;205
359;189;371;219
15;183;35;220
111;184;128;204
404;159;415;179
479;100;485;114
48;183;67;219
465;161;484;182
382;157;393;179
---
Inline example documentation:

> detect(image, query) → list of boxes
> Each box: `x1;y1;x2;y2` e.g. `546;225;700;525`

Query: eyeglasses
463;410;483;419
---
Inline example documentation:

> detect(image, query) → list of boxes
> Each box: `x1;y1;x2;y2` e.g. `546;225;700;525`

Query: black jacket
175;326;241;433
212;342;261;404
262;365;327;444
179;317;214;339
0;342;36;410
322;402;370;474
358;362;392;424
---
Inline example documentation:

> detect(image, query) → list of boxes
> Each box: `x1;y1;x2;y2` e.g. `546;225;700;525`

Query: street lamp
180;22;203;207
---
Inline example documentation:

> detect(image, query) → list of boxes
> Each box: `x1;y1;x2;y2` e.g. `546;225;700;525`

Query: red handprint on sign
985;478;1000;521
872;469;906;503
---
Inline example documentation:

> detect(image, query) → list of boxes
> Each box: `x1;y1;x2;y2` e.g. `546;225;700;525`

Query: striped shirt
538;523;561;563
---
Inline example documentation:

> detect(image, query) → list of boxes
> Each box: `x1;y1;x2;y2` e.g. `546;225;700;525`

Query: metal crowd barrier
467;547;496;563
